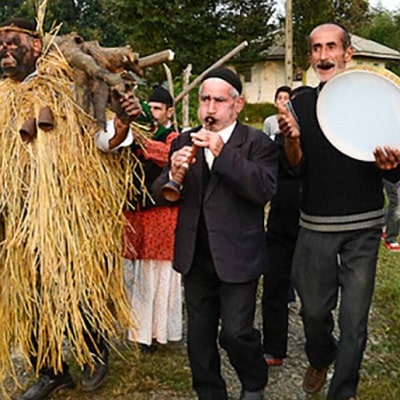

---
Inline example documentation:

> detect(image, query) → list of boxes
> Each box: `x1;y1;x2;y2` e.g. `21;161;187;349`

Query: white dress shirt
204;121;236;169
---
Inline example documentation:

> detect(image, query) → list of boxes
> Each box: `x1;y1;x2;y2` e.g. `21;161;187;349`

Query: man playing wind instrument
0;17;141;400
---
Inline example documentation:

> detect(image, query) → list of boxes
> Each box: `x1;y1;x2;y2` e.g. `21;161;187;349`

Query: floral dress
124;128;182;346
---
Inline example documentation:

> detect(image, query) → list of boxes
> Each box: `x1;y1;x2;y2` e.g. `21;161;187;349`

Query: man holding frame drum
278;22;400;400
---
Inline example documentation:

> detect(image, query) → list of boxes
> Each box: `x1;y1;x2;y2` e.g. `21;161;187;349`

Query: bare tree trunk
182;64;192;130
163;63;179;131
285;0;293;87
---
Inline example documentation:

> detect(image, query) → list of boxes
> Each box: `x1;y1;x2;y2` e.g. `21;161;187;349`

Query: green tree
358;9;400;75
112;0;276;82
292;0;370;71
334;0;371;32
0;0;36;21
0;0;276;88
0;0;122;43
292;0;334;70
215;0;276;71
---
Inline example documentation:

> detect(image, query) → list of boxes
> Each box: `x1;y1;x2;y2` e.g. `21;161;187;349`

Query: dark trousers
30;311;106;377
184;257;268;400
262;234;296;358
383;179;400;243
292;227;380;400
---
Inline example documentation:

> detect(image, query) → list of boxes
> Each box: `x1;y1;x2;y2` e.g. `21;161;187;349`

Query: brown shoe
302;365;328;394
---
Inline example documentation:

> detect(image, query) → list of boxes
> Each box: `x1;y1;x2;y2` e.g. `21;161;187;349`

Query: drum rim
316;66;400;161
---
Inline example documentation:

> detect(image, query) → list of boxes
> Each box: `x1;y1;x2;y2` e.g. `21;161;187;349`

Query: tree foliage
0;0;35;21
0;0;276;85
358;9;400;75
0;0;398;90
291;0;334;70
216;0;276;69
110;0;276;82
292;0;371;70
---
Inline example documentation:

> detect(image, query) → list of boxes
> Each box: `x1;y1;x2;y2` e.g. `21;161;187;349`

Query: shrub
240;102;277;125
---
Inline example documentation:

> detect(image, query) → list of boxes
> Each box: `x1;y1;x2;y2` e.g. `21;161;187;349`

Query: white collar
203;121;236;169
21;70;38;84
216;121;237;144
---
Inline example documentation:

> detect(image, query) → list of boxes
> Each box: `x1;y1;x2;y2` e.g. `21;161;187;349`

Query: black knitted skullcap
148;86;174;107
0;18;40;37
202;67;242;94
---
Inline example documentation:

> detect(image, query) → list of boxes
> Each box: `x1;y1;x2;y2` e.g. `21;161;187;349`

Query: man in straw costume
0;17;141;399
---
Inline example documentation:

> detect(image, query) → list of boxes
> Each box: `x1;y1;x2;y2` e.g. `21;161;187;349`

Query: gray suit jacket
152;121;278;283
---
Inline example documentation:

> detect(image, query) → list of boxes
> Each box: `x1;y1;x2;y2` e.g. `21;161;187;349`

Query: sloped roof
264;32;400;61
262;32;285;60
351;34;400;60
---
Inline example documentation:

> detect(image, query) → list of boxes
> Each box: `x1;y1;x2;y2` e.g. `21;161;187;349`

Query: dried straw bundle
0;47;135;394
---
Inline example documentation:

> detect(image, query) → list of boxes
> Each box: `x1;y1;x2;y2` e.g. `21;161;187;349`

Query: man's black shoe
18;373;75;400
81;347;109;392
138;343;157;353
239;389;264;400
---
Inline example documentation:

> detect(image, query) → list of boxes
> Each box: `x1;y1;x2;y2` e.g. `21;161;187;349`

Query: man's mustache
316;62;334;70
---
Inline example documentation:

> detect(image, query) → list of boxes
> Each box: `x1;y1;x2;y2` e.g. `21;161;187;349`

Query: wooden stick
163;63;179;132
174;40;248;104
181;64;192;130
138;49;175;68
55;34;174;79
54;34;133;94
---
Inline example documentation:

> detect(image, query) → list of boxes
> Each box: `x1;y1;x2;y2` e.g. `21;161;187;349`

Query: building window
294;66;303;81
244;68;252;83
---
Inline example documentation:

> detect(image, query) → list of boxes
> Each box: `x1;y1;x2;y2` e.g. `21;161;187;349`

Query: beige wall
243;61;290;104
244;58;389;104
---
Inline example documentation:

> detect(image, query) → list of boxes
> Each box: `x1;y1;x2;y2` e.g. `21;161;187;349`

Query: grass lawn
13;241;400;400
358;243;400;399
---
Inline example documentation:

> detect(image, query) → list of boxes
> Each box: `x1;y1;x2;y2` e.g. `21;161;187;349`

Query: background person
152;67;278;400
261;85;302;368
122;86;182;351
382;179;400;250
278;22;400;400
263;85;291;141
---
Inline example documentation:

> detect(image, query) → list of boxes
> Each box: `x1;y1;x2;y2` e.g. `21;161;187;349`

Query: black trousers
28;258;108;377
184;255;268;400
29;309;106;377
262;233;296;358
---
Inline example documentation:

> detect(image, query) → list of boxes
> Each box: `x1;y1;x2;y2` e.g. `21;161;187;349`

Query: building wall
244;58;388;104
243;61;290;104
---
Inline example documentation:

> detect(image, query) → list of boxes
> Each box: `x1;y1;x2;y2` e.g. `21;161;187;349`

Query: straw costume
0;18;134;397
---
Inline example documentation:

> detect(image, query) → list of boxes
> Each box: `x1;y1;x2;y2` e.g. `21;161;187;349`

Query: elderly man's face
0;30;41;81
308;24;353;83
198;78;244;131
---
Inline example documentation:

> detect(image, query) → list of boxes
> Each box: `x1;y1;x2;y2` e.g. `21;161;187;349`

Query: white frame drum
316;67;400;162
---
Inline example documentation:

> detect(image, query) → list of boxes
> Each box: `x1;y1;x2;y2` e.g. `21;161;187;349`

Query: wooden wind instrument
161;117;215;202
